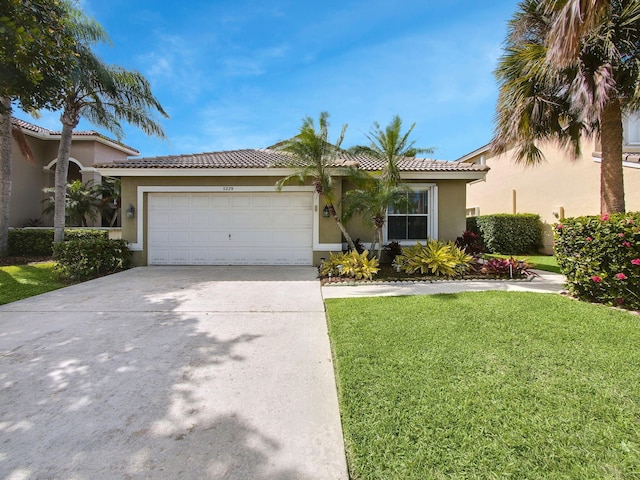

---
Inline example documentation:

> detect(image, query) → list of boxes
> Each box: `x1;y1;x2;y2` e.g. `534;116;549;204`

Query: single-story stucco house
96;150;489;266
7;117;138;227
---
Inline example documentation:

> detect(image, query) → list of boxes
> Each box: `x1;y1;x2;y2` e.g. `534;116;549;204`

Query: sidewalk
321;270;566;299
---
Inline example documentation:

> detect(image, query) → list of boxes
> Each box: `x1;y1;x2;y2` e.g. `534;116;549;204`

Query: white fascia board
592;157;640;169
95;167;300;177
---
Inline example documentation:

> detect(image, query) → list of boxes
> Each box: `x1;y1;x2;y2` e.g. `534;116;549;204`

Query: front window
387;191;430;241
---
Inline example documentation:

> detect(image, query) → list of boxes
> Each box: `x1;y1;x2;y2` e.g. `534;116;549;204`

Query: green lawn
326;292;640;479
0;262;65;305
486;254;561;273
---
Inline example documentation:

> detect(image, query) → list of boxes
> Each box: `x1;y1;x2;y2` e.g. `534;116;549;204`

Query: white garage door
148;192;313;265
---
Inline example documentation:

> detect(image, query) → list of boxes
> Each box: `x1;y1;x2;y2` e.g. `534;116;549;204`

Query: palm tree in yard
545;0;611;65
342;171;410;260
275;112;357;252
350;115;433;187
344;115;432;258
52;42;168;242
492;0;640;214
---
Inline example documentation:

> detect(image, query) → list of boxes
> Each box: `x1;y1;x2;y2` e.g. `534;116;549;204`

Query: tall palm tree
53;43;168;242
342;170;410;259
350;115;433;187
545;0;610;65
274;112;357;251
492;0;640;214
345;115;432;256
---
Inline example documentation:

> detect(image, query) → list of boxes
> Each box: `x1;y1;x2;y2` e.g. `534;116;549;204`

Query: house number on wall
222;186;234;191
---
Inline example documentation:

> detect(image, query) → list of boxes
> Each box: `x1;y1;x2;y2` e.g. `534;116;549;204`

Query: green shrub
554;212;640;310
53;238;131;281
8;228;108;256
468;214;542;254
320;250;380;280
394;240;473;277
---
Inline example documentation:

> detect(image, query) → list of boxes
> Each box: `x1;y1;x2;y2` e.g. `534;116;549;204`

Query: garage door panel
148;192;312;265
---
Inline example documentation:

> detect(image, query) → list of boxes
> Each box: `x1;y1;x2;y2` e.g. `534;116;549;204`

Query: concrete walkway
0;267;348;480
322;270;566;299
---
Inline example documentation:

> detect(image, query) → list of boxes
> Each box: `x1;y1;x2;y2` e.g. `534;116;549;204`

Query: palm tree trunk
377;226;384;260
327;202;356;251
0;98;12;256
54;114;79;242
600;96;625;214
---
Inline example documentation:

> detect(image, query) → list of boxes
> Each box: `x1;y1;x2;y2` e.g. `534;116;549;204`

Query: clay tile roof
97;148;490;172
11;117;139;154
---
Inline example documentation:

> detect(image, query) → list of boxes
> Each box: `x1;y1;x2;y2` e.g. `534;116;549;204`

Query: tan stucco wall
465;137;640;252
9;132;134;227
121;174;472;266
437;180;468;242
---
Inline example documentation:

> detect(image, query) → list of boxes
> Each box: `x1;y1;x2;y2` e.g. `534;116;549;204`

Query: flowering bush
554;212;640;310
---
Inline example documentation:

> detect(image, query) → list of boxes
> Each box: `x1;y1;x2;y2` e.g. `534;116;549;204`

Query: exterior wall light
322;205;330;218
126;204;135;219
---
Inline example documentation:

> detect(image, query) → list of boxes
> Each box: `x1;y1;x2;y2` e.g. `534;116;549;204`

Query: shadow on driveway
0;267;346;479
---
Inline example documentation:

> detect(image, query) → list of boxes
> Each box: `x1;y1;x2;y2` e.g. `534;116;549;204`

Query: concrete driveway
0;267;348;480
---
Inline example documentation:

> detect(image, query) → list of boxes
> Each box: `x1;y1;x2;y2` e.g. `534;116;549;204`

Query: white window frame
384;183;438;245
623;113;640;146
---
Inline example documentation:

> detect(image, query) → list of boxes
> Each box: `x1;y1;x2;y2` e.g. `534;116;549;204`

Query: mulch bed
0;256;53;266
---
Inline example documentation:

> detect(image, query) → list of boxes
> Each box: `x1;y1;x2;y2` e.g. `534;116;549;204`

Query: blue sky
22;0;520;160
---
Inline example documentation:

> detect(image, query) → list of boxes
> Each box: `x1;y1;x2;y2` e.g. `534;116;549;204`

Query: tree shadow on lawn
0;271;321;479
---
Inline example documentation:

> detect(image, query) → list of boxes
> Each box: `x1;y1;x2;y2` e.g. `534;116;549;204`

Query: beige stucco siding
465;138;640;252
437;180;468;241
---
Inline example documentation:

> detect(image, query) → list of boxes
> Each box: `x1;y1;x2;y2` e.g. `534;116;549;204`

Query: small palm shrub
394;240;473;277
320;250;380;280
554;212;640;310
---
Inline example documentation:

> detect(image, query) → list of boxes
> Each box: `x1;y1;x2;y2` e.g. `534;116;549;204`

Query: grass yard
486;254;561;273
0;262;64;305
326;292;640;479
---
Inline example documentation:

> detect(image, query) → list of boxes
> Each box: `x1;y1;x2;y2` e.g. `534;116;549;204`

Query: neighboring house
8;117;139;227
458;121;640;253
96;150;488;266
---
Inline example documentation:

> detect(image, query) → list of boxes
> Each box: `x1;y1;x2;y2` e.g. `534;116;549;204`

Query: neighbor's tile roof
97;148;490;172
12;117;139;154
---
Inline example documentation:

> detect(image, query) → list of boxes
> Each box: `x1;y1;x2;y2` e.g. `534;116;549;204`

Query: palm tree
344;115;432;257
0;1;98;255
52;42;168;241
342;170;410;259
349;115;433;187
274;112;357;251
43;179;101;227
492;0;640;214
545;0;610;65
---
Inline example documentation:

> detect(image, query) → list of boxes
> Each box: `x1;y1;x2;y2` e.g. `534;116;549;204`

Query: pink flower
601;214;610;221
615;298;625;306
632;258;640;266
615;273;627;280
586;237;593;242
619;233;625;237
592;275;603;283
556;224;563;230
623;242;631;247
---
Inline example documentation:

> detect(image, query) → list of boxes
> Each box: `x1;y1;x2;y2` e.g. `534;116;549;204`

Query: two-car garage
147;192;314;265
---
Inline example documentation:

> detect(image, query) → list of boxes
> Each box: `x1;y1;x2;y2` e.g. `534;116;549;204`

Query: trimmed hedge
8;228;108;256
554;212;640;310
53;238;131;281
466;214;543;254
